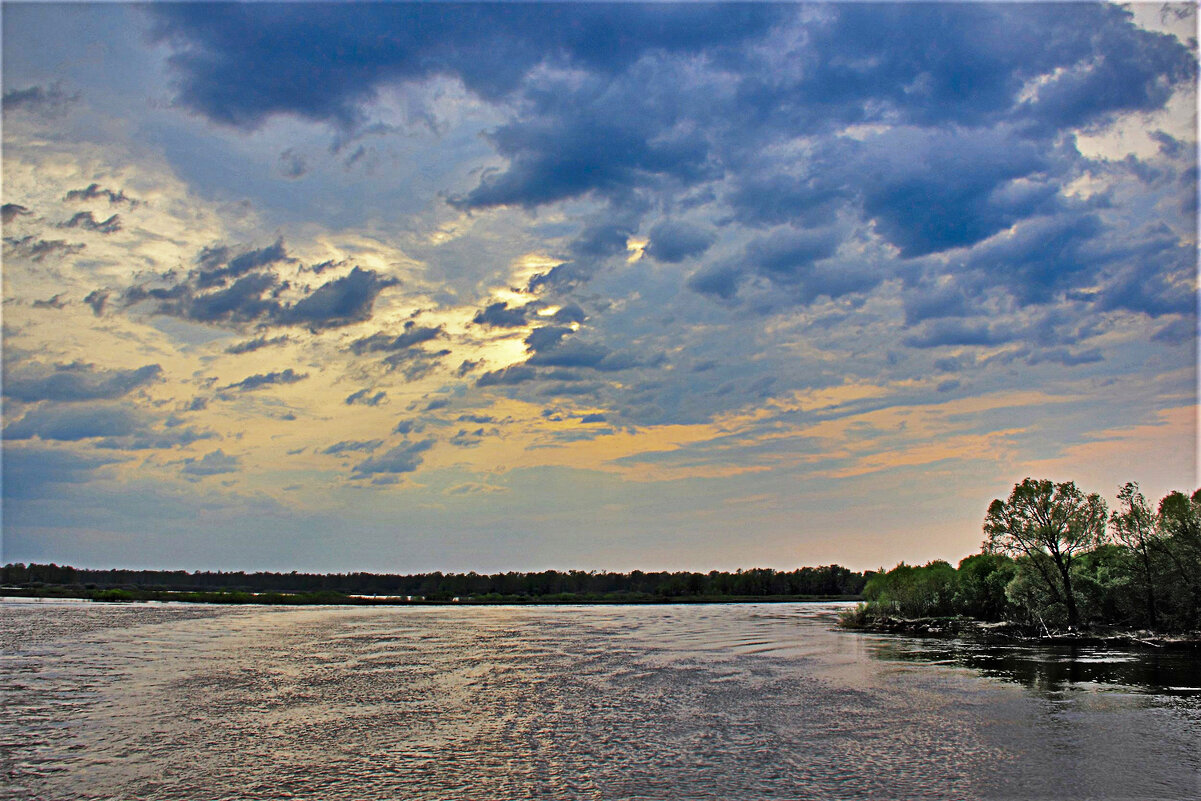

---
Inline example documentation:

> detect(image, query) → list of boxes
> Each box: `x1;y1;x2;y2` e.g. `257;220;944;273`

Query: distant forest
1;563;868;603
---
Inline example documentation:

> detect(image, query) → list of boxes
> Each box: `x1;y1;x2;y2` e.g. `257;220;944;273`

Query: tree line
0;563;868;602
851;479;1201;633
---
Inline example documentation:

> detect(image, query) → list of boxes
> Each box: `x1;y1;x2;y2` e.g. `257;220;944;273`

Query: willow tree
983;478;1108;629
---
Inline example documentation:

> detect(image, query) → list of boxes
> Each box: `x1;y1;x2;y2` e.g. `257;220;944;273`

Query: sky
1;2;1197;574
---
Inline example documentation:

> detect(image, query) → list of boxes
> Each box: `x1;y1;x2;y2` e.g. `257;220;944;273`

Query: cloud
226;335;290;355
115;240;398;330
322;439;383;455
1151;317;1196;346
221;368;307;392
57;211;121;234
3;362;162;402
4;236;85;262
902;320;1019;349
1;204;32;223
382;348;451;380
278;148;308;179
2;399;211;451
472;301;534;328
1024;347;1103;367
524;326;574;353
2;83;77;115
445;482;507;496
687;263;742;300
64;183;138;206
476;365;538;387
351;438;434;476
83;290;109;317
526;341;662;372
345;389;387;407
3;404;143;441
644;220;715;263
2;444;124;501
275;266;400;329
449;428;486;447
32;294;66;310
179;449;240;476
350;322;443;354
196;238;290;288
148;4;784;130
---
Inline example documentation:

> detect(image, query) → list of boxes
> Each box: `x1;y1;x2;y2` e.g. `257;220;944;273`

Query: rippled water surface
2;600;1198;800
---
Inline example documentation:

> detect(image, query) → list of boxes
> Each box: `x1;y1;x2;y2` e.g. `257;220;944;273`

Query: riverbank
1;586;862;606
839;611;1201;651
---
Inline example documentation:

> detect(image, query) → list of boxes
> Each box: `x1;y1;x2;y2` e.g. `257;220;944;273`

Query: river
2;599;1198;800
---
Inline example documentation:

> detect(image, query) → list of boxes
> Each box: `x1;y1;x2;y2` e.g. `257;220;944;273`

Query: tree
982;478;1108;629
1110;482;1158;628
1156;489;1201;626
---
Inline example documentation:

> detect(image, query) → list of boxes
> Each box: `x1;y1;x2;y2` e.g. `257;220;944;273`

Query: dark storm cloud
452;112;713;210
221;368;307;393
351;438;434;476
148;4;783;130
1;204;32;223
3;362;162;402
64;183;138;206
58;211;122;234
644;221;715;263
145;2;1195;358
226;335;290;355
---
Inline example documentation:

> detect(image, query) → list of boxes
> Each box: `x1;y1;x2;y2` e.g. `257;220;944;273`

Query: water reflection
863;634;1201;696
3;601;1199;801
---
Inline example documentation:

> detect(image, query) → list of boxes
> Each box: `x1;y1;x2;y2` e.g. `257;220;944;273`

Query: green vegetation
843;479;1201;634
1;564;867;605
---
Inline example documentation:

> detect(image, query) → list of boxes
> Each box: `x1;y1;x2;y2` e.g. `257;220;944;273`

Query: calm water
1;600;1198;801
